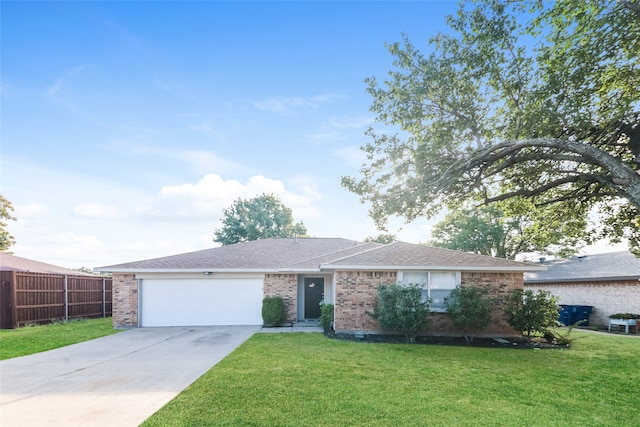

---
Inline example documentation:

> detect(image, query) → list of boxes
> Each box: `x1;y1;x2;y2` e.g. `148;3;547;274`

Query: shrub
503;289;560;339
369;283;429;342
542;320;582;346
609;313;640;319
444;285;492;343
262;296;285;326
319;303;334;333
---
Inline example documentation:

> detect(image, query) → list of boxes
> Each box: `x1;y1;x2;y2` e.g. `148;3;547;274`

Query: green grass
0;317;120;360
143;331;640;427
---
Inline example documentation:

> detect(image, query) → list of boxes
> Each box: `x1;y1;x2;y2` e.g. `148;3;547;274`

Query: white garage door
140;277;264;327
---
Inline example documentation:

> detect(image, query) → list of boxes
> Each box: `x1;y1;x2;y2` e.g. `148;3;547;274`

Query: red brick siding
334;271;396;332
112;273;138;328
334;270;522;336
264;273;298;323
460;272;522;335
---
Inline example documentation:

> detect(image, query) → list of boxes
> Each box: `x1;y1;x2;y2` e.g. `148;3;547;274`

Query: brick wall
525;279;640;326
264;273;298;323
112;273;138;328
334;271;395;332
460;272;521;335
334;270;522;336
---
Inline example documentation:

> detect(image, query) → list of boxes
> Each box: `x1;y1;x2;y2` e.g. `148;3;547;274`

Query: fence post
102;277;106;317
11;271;17;329
64;275;68;321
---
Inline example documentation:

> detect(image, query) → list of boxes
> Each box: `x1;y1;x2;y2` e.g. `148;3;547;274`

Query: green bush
609;313;640;319
444;285;492;343
369;283;429;342
319;303;334;333
503;289;560;339
262;296;285;326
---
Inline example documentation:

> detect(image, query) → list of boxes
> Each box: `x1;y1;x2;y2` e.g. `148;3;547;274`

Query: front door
304;278;324;319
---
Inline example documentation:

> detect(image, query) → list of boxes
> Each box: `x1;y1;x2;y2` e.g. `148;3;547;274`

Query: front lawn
143;331;640;426
0;317;120;360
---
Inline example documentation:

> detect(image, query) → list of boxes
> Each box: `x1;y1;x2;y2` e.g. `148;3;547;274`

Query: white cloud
154;173;322;220
306;131;347;142
73;203;122;219
104;140;246;176
254;96;314;114
15;202;48;218
327;115;373;129
46;65;88;96
306;115;373;142
46;80;65;96
253;93;343;115
187;121;223;139
12;226;109;269
333;145;366;169
153;76;198;100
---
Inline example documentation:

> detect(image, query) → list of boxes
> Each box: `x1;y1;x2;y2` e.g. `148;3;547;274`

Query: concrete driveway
0;325;260;427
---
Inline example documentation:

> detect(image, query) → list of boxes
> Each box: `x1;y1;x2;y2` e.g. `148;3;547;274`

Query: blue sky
1;1;624;269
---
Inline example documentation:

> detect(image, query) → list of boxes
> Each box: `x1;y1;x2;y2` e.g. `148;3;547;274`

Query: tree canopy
213;194;307;245
0;194;17;253
342;0;640;254
364;233;397;244
429;200;584;259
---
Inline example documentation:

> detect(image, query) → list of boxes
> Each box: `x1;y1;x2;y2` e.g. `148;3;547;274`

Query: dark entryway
304;277;324;319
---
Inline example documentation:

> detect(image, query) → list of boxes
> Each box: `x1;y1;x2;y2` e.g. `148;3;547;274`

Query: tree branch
618;0;640;15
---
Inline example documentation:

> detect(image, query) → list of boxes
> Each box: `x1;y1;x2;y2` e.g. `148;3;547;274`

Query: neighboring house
96;237;543;336
524;251;640;327
0;253;95;276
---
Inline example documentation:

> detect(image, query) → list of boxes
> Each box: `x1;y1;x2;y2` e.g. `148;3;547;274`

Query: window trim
397;271;461;312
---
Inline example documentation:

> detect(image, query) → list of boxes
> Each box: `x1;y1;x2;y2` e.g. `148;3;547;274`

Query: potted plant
608;313;640;334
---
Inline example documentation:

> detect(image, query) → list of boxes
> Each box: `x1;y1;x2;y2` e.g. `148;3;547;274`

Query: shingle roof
323;241;540;271
96;238;364;271
524;251;640;283
0;253;95;276
97;237;541;273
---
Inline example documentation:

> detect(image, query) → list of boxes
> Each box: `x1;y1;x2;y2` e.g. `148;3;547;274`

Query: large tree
429;200;585;259
342;0;640;254
213;194;307;245
0;194;17;253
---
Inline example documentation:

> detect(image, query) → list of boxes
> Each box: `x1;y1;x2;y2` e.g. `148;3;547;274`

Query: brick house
97;237;543;337
524;251;640;327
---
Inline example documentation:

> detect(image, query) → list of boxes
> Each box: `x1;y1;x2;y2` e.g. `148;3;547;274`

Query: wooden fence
0;271;112;329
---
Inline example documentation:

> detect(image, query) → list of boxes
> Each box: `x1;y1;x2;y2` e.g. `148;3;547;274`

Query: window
399;271;460;312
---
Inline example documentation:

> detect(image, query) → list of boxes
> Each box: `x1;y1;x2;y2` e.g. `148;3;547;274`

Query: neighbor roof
524;251;640;283
96;237;543;273
0;253;95;276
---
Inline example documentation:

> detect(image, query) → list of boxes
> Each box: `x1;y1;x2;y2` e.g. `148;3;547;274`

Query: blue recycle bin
558;305;593;327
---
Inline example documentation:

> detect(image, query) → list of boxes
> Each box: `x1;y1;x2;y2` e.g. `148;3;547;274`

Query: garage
139;275;264;327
